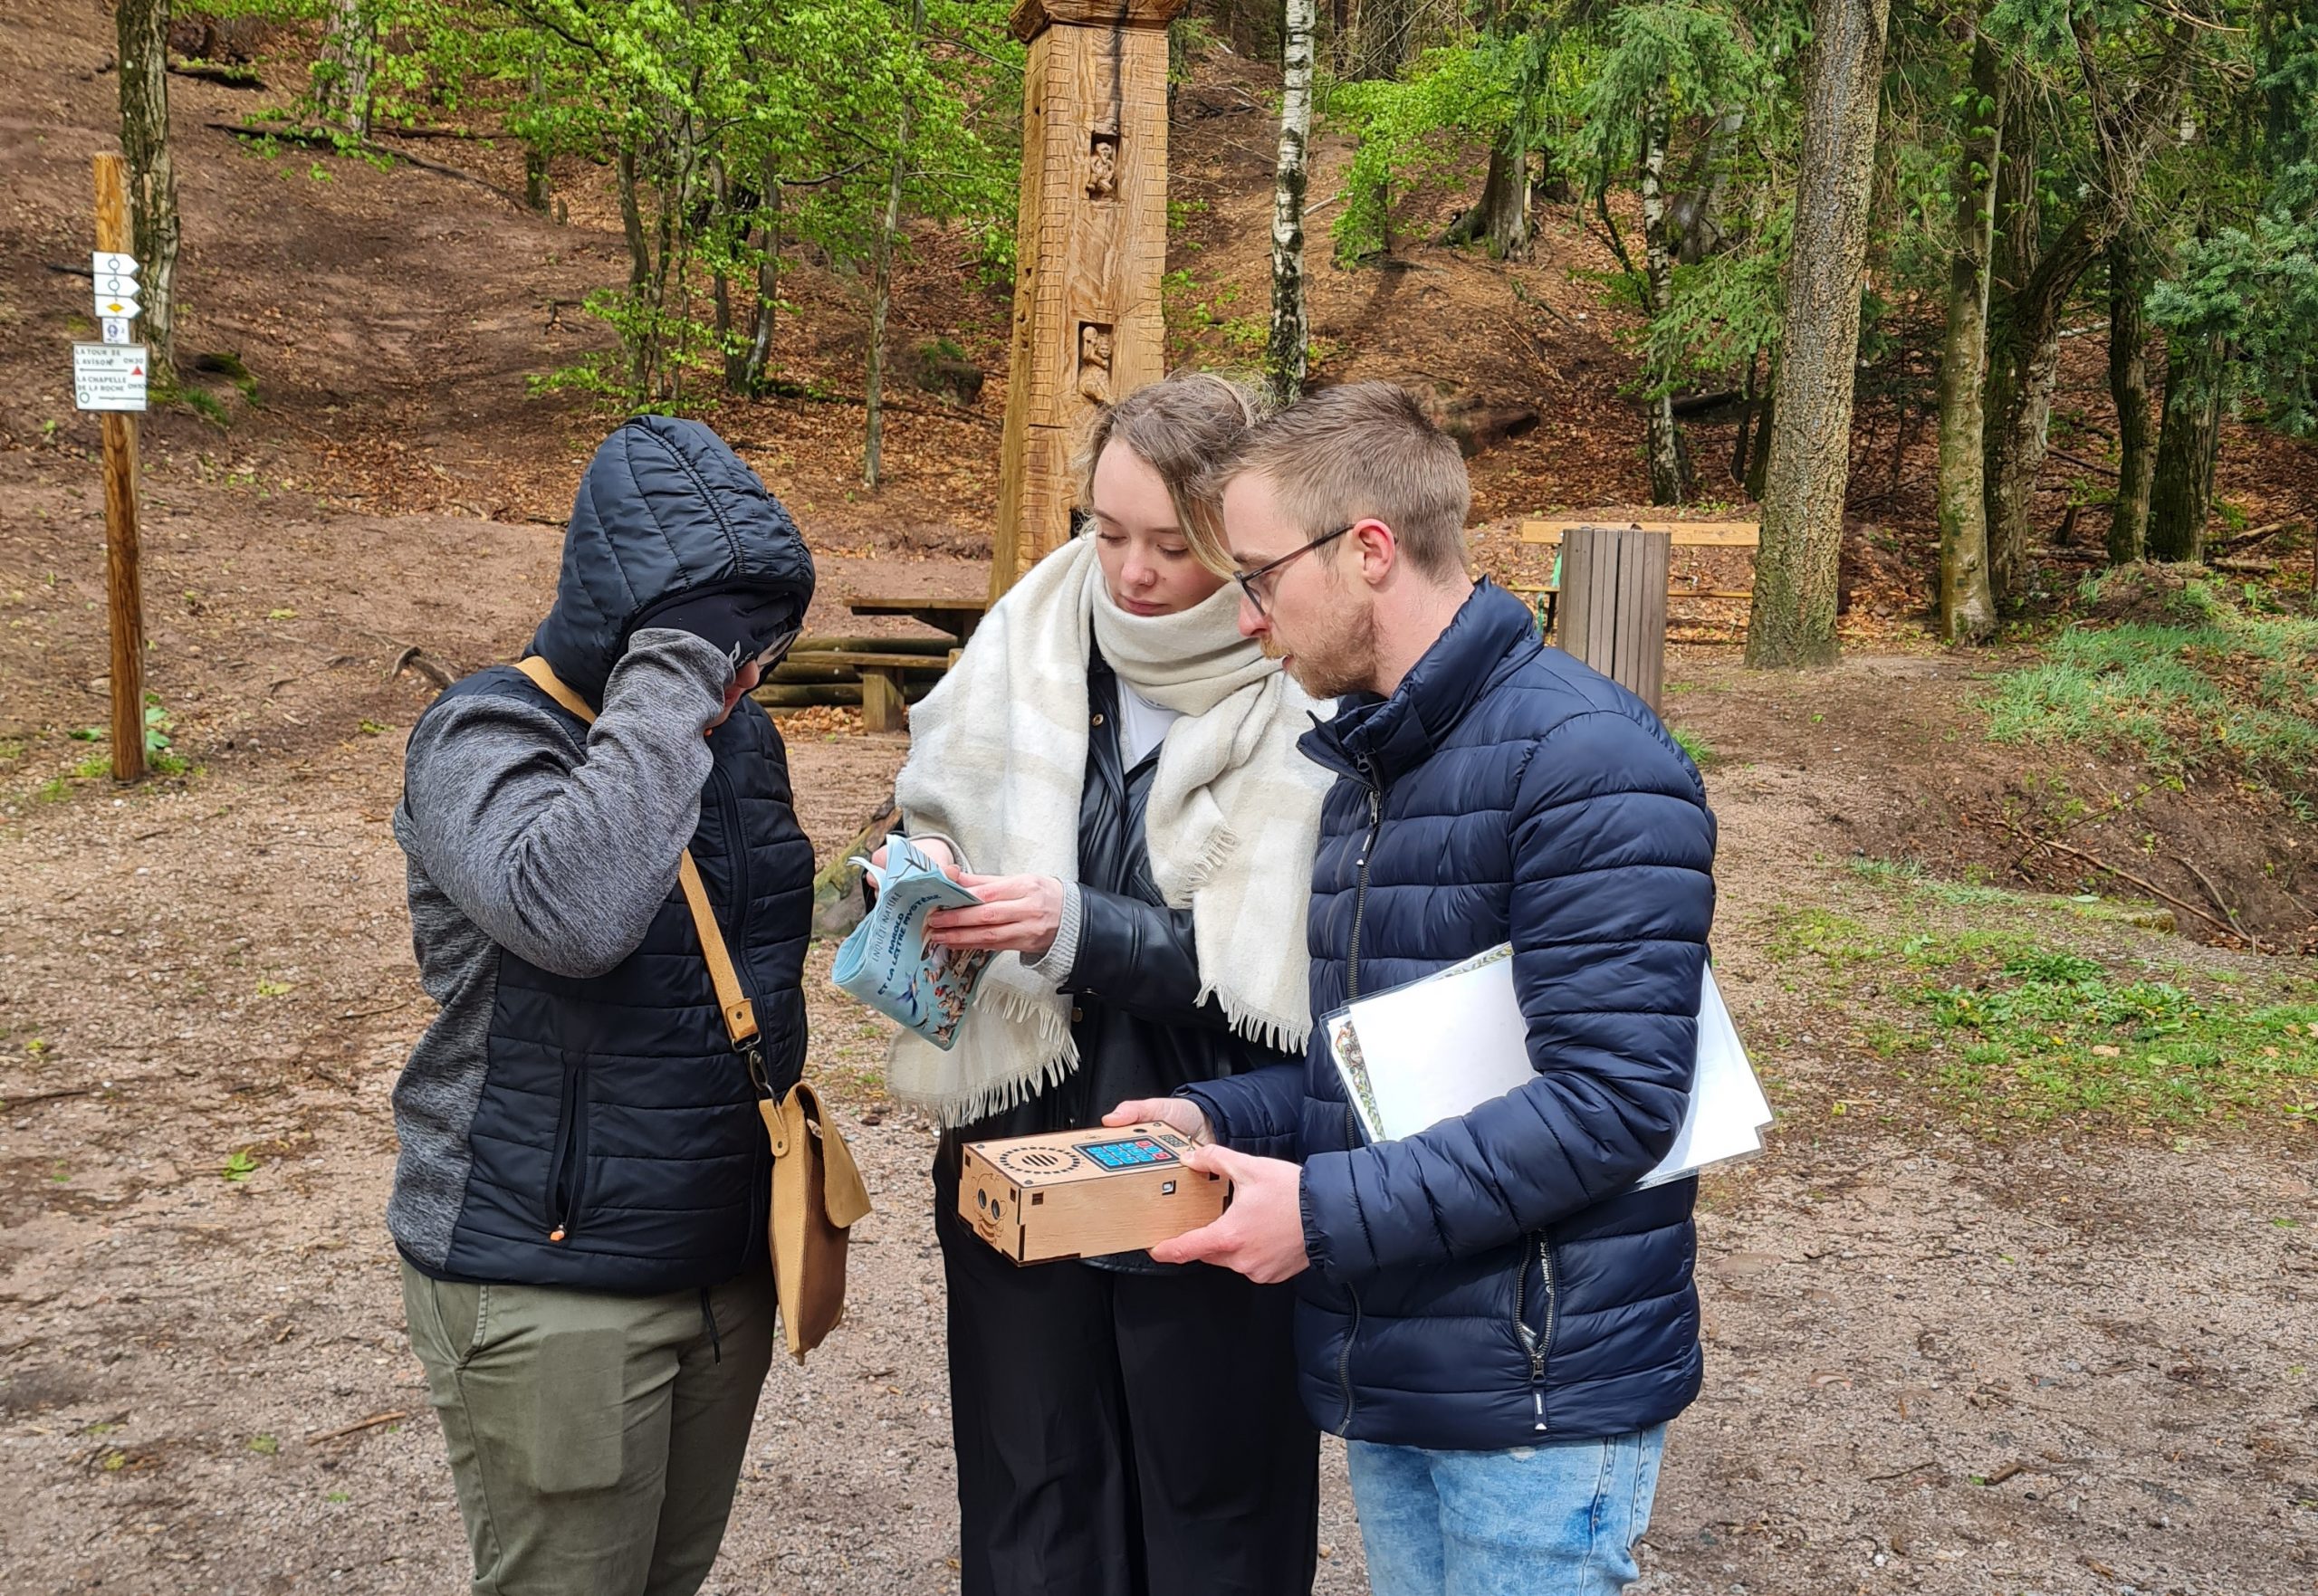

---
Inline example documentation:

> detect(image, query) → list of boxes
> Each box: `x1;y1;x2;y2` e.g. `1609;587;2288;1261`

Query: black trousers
938;1180;1320;1596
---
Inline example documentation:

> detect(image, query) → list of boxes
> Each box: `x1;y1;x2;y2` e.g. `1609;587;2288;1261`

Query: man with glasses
1109;382;1717;1595
390;416;816;1594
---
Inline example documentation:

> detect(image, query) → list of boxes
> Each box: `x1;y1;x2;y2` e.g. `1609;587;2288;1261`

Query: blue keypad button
1083;1137;1177;1170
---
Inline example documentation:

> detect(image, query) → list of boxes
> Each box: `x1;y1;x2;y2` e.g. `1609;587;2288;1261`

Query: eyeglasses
750;627;800;673
1231;525;1352;617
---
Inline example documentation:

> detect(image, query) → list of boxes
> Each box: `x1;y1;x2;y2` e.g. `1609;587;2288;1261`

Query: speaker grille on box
997;1145;1082;1177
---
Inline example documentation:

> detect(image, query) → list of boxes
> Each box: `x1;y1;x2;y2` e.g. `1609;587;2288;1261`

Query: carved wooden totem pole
990;0;1187;597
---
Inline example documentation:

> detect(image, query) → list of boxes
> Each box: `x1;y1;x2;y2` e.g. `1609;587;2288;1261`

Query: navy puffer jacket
1184;580;1716;1450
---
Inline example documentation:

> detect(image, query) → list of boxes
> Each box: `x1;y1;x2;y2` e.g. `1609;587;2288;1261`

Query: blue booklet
830;834;991;1050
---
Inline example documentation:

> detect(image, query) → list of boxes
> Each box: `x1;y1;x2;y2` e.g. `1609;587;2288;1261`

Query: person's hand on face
923;874;1067;959
706;659;761;732
1090;441;1229;616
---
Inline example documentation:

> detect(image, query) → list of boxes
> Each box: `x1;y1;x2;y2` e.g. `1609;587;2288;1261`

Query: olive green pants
401;1261;777;1596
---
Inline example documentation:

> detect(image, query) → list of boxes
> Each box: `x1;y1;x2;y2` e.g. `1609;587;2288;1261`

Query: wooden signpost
988;0;1186;598
85;154;148;782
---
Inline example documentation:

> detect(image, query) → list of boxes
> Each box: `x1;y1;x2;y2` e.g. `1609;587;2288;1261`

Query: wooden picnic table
846;594;991;645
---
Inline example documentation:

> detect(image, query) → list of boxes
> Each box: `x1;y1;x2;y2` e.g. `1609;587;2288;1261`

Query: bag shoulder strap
512;656;761;1056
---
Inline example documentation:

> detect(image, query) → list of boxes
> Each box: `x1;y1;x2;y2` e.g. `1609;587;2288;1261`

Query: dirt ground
5;2;2318;1591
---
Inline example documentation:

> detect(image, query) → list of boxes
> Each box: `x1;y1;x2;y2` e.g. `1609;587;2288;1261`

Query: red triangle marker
129;365;143;376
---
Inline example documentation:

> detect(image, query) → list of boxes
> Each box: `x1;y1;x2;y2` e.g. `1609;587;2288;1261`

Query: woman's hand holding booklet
830;834;992;1050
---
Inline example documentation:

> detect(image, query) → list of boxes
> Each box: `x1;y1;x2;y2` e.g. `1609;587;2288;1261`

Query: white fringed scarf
887;536;1332;1126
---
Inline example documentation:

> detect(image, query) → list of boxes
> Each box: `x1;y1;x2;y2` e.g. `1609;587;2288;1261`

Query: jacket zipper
709;766;751;939
707;760;772;1277
546;1064;589;1242
1335;762;1384;1431
1511;1233;1556;1431
1346;768;1384;1000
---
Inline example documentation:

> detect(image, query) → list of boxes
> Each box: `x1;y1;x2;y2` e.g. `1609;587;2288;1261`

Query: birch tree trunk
1744;0;1891;668
2106;225;2156;563
315;0;375;139
865;0;925;490
1267;0;1317;406
1936;33;2002;641
117;0;180;377
1639;90;1691;504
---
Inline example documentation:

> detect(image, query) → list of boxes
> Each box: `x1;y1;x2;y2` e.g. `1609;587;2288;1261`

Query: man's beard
1283;600;1378;699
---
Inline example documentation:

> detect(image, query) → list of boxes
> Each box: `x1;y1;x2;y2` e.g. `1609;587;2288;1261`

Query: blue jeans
1346;1425;1667;1596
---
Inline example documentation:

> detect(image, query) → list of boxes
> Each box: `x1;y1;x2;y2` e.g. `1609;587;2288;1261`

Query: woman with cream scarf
890;372;1330;1595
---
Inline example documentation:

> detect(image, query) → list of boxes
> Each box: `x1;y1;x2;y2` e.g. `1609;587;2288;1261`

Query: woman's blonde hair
1073;369;1272;576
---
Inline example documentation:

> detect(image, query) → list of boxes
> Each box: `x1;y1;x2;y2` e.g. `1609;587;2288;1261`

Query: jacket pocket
543;1064;590;1243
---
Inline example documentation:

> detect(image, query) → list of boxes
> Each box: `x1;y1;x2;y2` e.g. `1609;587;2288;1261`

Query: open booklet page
830;834;991;1050
1326;945;1769;1188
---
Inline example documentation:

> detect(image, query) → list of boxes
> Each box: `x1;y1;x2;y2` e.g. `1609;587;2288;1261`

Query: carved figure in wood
1086;133;1118;199
1077;322;1114;404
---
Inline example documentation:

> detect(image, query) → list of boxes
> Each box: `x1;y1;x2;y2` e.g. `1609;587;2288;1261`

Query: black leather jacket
935;647;1299;1266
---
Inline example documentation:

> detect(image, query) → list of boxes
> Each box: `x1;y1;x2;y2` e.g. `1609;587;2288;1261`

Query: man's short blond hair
1204;381;1471;581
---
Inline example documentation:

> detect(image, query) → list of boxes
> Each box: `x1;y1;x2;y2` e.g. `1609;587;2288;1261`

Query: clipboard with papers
1322;944;1770;1188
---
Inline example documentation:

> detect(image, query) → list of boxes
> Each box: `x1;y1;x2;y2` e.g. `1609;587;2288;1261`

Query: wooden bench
845;594;991;645
1514;519;1760;635
817;650;958;733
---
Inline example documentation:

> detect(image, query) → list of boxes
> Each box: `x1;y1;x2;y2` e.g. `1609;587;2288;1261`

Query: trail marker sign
101;315;133;345
92;251;138;277
73;342;148;412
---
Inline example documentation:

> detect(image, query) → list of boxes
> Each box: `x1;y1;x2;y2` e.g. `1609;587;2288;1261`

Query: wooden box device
959;1123;1227;1264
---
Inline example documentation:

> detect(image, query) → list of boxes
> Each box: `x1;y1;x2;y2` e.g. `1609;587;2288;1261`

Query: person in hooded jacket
883;372;1333;1596
389;416;817;1596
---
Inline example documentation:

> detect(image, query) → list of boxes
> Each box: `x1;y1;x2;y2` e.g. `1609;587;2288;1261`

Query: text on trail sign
73;342;148;412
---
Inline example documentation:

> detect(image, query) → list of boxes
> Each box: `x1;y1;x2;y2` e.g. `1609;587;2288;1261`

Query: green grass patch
1671;726;1717;769
1982;576;2318;808
1771;906;2318;1125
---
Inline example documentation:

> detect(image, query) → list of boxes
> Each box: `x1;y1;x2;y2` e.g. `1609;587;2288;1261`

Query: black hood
530;416;817;702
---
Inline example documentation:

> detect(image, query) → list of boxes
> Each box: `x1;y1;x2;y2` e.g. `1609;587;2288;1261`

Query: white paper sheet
1327;947;1769;1187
